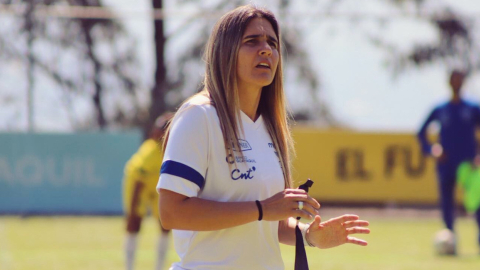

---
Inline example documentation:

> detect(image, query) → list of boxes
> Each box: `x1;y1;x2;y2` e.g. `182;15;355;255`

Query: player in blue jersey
417;69;480;253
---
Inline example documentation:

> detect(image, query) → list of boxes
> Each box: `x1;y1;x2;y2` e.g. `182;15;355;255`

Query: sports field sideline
1;207;479;270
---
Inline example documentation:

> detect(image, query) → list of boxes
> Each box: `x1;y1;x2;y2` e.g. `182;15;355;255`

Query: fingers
344;219;370;246
290;196;320;210
285;193;320;211
290;200;316;217
286;188;321;208
293;209;314;220
343;220;370;237
261;190;320;221
299;202;320;217
308;214;369;249
346;236;368;246
262;189;321;221
343;220;370;228
284;188;308;195
312;215;321;225
346;227;370;234
330;214;360;224
306;197;321;210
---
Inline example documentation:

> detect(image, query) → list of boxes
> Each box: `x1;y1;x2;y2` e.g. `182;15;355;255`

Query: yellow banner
291;128;463;205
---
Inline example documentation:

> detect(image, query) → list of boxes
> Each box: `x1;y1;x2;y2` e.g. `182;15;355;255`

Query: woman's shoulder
461;99;480;109
178;93;216;115
184;94;211;108
174;93;218;124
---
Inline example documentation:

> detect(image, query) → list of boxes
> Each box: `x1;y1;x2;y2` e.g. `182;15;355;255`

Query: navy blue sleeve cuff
160;160;205;190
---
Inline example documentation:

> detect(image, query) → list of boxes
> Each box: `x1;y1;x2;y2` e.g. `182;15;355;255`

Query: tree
144;0;167;139
145;0;339;136
0;0;141;131
1;0;341;133
368;0;480;76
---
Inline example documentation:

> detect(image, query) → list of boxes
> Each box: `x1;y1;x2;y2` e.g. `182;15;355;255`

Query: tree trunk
25;2;35;132
82;22;107;129
146;0;167;139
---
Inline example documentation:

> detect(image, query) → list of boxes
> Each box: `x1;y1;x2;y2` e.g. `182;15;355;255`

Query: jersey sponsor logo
225;154;257;164
268;142;279;157
231;166;256;180
232;139;252;152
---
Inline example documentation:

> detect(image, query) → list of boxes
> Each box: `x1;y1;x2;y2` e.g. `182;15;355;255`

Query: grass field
1;209;479;270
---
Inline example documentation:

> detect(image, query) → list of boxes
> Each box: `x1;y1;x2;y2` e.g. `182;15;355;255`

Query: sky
299;0;480;131
104;0;480;132
1;0;480;133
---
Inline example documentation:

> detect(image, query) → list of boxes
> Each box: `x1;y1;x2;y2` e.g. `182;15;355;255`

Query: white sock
155;231;170;270
125;233;138;270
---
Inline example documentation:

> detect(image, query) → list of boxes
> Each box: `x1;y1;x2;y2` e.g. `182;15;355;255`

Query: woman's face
236;17;279;92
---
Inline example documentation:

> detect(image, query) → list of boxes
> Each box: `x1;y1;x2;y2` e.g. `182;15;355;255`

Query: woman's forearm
278;217;308;246
159;189;259;231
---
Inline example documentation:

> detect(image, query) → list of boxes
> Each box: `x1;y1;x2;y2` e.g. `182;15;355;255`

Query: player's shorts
123;174;159;219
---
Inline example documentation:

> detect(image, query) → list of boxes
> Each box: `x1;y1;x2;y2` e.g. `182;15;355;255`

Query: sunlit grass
0;213;478;270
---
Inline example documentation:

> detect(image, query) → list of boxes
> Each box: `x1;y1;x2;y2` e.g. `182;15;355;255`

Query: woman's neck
238;86;262;121
451;93;461;104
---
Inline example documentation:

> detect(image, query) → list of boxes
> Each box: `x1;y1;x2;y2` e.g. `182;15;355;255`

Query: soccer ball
433;229;456;255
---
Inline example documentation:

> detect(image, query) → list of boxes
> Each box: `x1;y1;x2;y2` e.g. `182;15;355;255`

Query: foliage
163;0;338;125
376;0;480;76
0;0;142;131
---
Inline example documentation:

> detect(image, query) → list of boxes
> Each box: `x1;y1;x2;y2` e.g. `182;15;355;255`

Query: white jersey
157;95;285;270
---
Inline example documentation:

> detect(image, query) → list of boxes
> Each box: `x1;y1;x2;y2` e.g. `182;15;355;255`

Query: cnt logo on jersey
227;139;256;180
231;166;256;180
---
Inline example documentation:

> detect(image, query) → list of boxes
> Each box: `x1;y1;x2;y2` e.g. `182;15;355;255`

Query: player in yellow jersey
123;112;173;270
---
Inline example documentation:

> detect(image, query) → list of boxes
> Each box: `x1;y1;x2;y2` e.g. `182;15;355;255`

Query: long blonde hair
165;5;294;188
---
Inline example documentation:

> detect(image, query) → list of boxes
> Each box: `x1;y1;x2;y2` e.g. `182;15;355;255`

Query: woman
157;5;370;270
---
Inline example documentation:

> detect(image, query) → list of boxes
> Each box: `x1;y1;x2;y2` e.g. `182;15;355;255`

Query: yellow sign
291;128;463;205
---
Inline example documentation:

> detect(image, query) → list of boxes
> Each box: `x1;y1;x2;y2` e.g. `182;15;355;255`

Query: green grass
0;213;479;270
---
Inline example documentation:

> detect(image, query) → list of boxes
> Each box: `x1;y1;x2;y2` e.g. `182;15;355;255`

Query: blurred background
1;0;480;269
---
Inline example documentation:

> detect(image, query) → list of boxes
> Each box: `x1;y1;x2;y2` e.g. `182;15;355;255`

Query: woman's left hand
306;214;370;249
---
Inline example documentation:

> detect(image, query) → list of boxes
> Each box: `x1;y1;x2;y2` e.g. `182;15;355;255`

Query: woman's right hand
261;189;320;221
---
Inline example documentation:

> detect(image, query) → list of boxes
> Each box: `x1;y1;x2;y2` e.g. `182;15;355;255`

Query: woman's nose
259;42;272;56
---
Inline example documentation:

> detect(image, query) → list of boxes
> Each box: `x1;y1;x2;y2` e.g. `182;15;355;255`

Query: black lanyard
295;179;314;270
